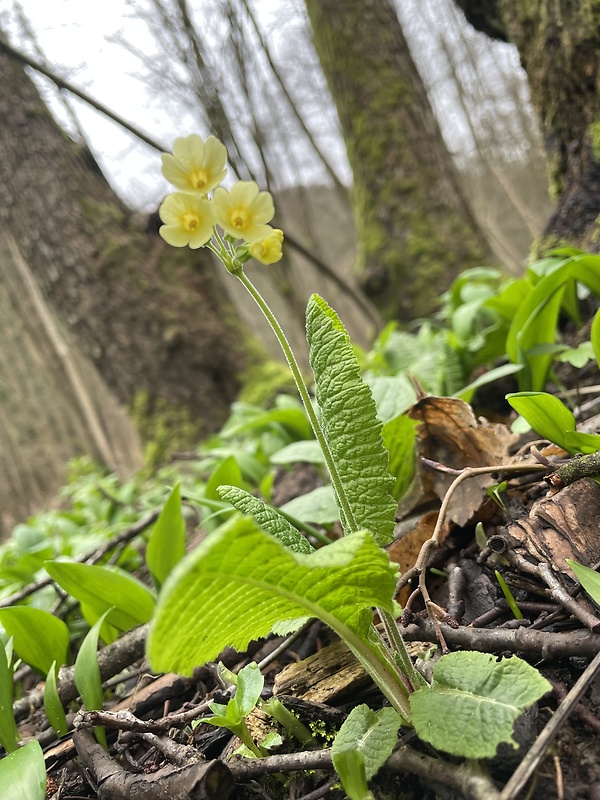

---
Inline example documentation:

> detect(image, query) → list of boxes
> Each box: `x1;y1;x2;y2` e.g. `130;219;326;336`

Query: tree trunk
304;0;492;320
455;0;600;250
0;43;247;444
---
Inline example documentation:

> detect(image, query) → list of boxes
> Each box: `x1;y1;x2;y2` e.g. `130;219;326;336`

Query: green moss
130;389;204;470
79;197;126;228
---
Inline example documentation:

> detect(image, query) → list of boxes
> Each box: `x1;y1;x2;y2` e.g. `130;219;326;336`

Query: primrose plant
146;134;550;787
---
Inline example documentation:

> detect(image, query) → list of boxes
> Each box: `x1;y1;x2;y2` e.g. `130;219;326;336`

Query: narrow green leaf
332;750;373;800
0;607;69;677
332;704;401;793
592;308;600;369
146;483;186;589
45;561;155;631
74;610;112;749
44;660;68;737
381;415;417;499
0;740;46;800
506;392;576;453
217;485;313;553
0;636;19;752
305;295;396;544
410;652;550;758
147;516;397;675
566;560;600;605
279;485;340;526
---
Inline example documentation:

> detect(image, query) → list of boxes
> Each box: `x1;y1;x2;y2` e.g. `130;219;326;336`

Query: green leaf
270;440;325;466
0;636;19;752
44;660;68;737
217;485;313;553
0;607;69;676
506;392;576;452
410;652;550;758
74;610;111;749
146;483;186;589
381;415;417;499
332;704;401;800
231;662;264;719
566;560;600;605
563;431;600;455
364;375;416;424
147;516;397;675
0;741;46;800
279;485;340;526
45;561;155;632
306;295;396;544
592;309;600;370
455;363;523;403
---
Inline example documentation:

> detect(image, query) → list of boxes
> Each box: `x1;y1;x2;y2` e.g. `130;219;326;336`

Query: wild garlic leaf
44;661;68;738
0;607;69;677
147;516;397;675
305;295;396;544
410;652;551;758
146;483;186;589
332;704;401;800
0;637;19;752
0;740;46;800
217;485;313;553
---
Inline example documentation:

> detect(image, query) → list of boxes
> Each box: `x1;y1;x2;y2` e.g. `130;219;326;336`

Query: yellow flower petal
249;228;284;265
161;135;227;195
158;192;216;248
213;181;275;242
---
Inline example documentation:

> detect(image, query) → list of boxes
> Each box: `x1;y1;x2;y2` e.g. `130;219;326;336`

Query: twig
498;647;600;800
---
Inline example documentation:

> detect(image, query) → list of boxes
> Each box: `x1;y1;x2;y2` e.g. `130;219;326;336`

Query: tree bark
0;43;247;441
304;0;492;320
454;0;600;250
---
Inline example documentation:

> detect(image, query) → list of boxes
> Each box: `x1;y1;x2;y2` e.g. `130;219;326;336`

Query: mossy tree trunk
0;44;247;447
304;0;492;320
455;0;600;250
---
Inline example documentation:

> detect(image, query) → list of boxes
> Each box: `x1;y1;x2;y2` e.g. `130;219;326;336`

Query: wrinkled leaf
146;483;186;589
306;295;396;544
45;561;155;631
217;485;313;553
0;740;46;800
147;516;397;675
0;607;69;677
410;652;550;758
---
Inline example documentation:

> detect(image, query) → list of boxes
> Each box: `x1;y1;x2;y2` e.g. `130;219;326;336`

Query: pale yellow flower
159;192;216;248
249;228;284;265
212;181;274;242
161;134;227;195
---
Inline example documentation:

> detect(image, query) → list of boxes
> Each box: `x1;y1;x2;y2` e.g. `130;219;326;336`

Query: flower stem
235;268;358;533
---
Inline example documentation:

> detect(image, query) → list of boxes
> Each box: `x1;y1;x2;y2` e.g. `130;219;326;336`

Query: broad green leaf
566;560;600;605
556;341;593;368
44;660;68;737
217;485;313;553
381;415;417;499
45;561;155;632
592;308;600;369
0;607;69;676
410;652;550;758
270;440;325;466
0;740;46;800
332;704;401;800
364;375;416;424
0;636;19;752
232;662;264;719
147;516;397;675
564;431;600;455
279;485;340;526
146;483;186;589
306;295;396;544
74;610;111;749
506;392;576;452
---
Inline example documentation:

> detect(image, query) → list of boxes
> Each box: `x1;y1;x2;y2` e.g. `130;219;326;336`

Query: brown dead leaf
401;396;517;526
387;511;442;604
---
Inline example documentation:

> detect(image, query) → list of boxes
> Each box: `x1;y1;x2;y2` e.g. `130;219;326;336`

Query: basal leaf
332;704;401;793
410;652;550;758
147;516;397;675
306;295;396;544
74;610;112;749
506;392;576;453
0;637;19;752
279;485;340;526
566;560;600;605
44;660;68;738
0;740;46;800
217;485;313;553
45;561;155;632
0;607;69;677
146;483;186;589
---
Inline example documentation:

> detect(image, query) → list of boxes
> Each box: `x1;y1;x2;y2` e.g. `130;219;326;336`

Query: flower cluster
158;134;283;267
